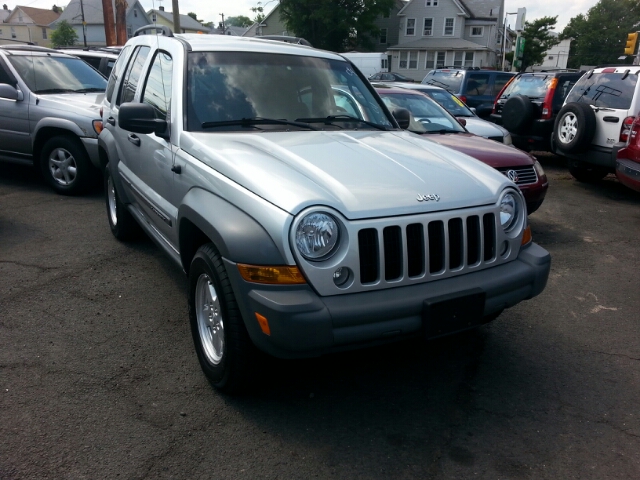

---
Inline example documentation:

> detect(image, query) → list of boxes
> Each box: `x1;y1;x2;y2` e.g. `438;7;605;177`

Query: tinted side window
565;72;638;109
106;45;131;102
493;73;513;95
0;59;15;85
553;76;580;110
142;51;172;120
117;45;150;105
465;73;490;95
81;56;102;70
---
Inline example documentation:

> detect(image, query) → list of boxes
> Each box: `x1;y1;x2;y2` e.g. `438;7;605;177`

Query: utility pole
219;13;225;34
115;0;127;45
172;0;181;33
101;0;116;46
79;0;87;47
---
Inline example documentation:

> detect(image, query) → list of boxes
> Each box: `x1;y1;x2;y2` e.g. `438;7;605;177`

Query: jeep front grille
498;166;538;185
357;213;496;285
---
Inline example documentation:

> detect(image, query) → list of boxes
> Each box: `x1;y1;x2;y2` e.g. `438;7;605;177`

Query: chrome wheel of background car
48;147;78;186
195;273;225;365
107;174;118;227
557;112;578;145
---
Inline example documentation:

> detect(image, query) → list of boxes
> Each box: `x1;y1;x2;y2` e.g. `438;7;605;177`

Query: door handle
107;116;116;126
128;134;140;146
603;116;619;123
171;165;182;174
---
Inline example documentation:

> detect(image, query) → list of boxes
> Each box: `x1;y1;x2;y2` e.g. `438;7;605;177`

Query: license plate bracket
423;289;486;339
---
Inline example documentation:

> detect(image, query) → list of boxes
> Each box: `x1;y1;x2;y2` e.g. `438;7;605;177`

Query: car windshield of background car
379;92;464;133
186;51;392;132
7;55;107;94
501;75;552;100
422;71;463;91
565;72;639;109
427;90;473;116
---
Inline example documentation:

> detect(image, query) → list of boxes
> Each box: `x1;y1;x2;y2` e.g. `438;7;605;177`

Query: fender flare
178;188;288;270
34;117;87;140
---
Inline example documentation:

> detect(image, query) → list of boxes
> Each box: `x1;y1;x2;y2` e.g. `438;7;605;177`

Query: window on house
18;14;23;22
423;18;433;36
380;28;387;44
453;51;474;68
42;28;47;39
406;18;416;36
11;27;16;39
134;9;137;17
464;52;474;67
426;51;435;69
437;52;446;68
426;0;438;5
548;55;554;60
471;27;483;37
127;26;132;38
399;51;408;69
409;51;418;69
0;29;3;36
152;13;157;22
444;18;454;36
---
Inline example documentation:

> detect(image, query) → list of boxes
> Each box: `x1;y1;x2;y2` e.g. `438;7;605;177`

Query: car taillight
492;76;515;114
459;95;467;105
620;116;635;143
541;78;558;120
624;115;640;145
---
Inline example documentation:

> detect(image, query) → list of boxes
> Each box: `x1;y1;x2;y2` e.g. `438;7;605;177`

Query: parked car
552;65;640;182
0;44;107;194
368;71;416;82
421;68;515;117
615;116;640;192
379;82;513;144
490;70;584;152
56;47;121;78
100;26;550;393
374;86;548;214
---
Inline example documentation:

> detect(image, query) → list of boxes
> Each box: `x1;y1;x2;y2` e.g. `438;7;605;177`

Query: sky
13;0;600;33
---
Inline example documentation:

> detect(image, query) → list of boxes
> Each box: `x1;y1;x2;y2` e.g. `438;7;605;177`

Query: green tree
226;15;253;27
561;0;640;68
187;12;203;24
518;16;560;72
50;20;77;47
279;0;395;51
251;2;266;24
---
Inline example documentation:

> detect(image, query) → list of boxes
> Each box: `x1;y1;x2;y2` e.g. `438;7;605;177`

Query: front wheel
104;164;140;241
568;163;609;183
40;135;95;195
188;244;257;394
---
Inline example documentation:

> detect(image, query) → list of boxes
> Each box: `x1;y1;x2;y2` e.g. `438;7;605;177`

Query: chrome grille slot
383;226;402;281
358;228;379;284
428;221;445;273
498;166;538;185
406;223;425;277
466;216;481;265
448;218;464;270
483;213;496;261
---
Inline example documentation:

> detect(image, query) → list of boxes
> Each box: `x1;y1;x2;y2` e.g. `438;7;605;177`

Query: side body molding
178;188;288;268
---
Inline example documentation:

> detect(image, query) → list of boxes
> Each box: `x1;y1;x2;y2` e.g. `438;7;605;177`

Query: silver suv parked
553;65;640;182
0;45;107;194
100;27;551;393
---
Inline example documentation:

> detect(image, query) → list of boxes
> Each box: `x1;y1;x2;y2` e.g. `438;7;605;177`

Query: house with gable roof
0;5;60;47
53;0;151;46
147;6;205;34
388;0;510;80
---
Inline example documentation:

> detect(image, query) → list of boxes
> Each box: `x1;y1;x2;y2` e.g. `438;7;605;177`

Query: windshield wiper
201;117;318;130
297;115;390;131
74;88;105;93
34;88;76;94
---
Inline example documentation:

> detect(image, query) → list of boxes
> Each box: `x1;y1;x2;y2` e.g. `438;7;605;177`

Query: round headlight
500;192;519;231
295;212;339;261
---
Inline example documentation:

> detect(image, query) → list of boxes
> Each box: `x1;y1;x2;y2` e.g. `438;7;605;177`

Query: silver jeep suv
100;27;551;393
0;45;107;194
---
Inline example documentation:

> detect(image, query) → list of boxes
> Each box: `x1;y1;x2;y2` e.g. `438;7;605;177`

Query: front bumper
616;157;640;192
225;243;551;359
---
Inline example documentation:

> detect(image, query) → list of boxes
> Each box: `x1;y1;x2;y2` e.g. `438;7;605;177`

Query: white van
341;52;389;78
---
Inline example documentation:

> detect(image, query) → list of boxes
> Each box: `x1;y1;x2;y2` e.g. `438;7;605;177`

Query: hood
421;132;536;169
462;117;508;139
181;130;511;219
36;92;104;119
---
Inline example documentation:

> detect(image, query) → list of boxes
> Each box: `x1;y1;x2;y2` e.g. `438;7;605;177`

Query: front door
0;58;31;160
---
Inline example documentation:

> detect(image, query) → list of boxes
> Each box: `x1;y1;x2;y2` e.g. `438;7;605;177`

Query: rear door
564;69;639;149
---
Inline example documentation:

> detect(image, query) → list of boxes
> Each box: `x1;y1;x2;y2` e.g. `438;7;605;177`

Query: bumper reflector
237;264;306;284
255;313;271;335
521;225;532;246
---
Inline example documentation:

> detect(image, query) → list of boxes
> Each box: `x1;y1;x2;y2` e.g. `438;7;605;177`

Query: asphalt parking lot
1;155;639;479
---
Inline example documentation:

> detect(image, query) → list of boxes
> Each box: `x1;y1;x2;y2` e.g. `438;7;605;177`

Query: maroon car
375;87;548;213
616;115;640;193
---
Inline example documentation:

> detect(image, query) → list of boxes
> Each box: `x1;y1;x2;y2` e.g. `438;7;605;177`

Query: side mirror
392;108;411;129
0;83;20;100
118;102;168;138
456;117;467;127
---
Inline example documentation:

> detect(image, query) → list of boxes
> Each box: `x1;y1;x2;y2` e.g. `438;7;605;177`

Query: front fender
179;188;288;268
34;117;89;140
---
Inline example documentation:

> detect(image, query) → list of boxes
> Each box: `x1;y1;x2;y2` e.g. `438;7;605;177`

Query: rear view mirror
0;83;20;100
456;117;467;127
392;108;411;129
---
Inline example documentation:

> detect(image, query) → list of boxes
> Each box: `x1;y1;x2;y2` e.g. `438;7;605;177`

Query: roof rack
259;35;312;47
133;24;174;37
0;44;57;53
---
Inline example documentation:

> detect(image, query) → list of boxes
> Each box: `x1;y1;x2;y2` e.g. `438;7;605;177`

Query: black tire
501;95;534;134
40;135;95;195
553;102;596;154
188;244;257;394
104;163;141;241
526;200;543;215
568;162;609;183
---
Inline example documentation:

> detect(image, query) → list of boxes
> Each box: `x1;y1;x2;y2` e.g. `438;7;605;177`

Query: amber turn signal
92;120;104;135
237;264;306;284
255;313;271;335
521;225;532;245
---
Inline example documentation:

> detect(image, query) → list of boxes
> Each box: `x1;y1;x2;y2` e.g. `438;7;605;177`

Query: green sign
516;37;526;59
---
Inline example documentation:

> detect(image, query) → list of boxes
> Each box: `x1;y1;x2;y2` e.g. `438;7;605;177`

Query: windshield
421;71;463;91
8;55;107;93
565;71;639;109
424;90;474;116
377;91;465;134
187;51;393;132
501;75;551;99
